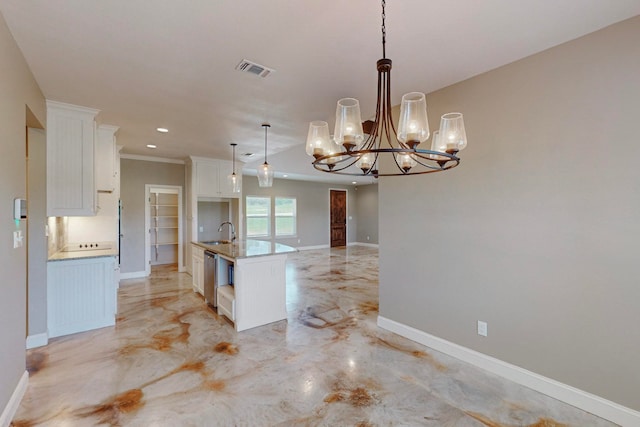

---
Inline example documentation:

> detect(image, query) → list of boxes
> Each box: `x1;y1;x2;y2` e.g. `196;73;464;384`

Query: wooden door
330;190;347;247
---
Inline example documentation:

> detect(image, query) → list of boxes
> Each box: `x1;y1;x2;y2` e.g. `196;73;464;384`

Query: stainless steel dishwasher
204;251;218;307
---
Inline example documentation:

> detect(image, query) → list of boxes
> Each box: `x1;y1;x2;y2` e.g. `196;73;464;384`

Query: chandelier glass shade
307;1;467;177
228;143;241;193
257;124;274;187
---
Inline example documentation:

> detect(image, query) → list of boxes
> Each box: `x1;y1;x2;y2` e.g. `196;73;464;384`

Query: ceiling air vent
235;59;274;78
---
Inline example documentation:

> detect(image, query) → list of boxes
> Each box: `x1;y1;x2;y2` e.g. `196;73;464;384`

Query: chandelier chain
381;0;386;58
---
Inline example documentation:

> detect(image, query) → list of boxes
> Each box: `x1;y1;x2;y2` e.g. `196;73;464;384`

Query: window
275;197;297;237
246;196;270;237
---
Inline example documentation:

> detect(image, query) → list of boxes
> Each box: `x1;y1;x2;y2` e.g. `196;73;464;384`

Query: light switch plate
13;230;23;248
477;320;488;337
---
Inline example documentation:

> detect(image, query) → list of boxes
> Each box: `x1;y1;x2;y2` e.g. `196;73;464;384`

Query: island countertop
192;239;297;260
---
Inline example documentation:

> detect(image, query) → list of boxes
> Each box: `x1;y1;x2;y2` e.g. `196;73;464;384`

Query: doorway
330;189;347;247
144;185;184;276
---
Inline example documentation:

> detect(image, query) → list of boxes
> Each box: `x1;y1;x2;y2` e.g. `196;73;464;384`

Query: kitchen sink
201;240;231;245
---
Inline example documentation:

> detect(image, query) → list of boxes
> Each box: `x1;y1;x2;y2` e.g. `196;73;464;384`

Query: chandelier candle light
306;0;467;176
228;143;241;193
258;124;274;187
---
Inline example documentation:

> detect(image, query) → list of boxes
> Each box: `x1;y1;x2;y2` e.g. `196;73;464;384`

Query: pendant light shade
258;124;274;187
228;143;241;193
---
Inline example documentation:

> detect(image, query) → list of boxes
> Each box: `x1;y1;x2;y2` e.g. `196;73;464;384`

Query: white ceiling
1;1;639;184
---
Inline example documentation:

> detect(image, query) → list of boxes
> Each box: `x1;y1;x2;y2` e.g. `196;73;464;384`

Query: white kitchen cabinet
47;256;117;338
192;157;241;198
191;243;204;295
95;124;119;193
46;100;100;217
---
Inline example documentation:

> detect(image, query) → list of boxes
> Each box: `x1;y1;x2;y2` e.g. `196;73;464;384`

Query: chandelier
306;0;467;177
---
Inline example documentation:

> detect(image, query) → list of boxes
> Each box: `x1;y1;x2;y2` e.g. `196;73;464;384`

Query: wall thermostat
14;198;27;220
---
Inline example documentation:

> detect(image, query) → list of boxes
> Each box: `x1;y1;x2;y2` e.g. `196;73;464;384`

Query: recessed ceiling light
283;174;288;178
156;127;168;133
352;181;357;185
146;144;157;149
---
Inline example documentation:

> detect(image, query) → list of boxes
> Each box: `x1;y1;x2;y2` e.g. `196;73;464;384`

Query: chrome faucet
217;221;236;243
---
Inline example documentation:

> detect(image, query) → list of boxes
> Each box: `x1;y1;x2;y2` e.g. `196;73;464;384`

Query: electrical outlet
297;239;301;243
199;226;204;232
367;236;370;241
477;320;488;337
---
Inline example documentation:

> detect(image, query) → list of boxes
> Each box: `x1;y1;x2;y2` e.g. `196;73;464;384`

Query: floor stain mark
76;388;144;425
26;351;48;375
214;341;239;355
376;337;448;372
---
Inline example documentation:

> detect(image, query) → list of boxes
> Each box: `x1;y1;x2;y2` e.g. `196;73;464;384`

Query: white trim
119;271;148;280
377;316;640;427
120;153;185;164
297;244;330;251
0;371;28;427
348;242;379;248
26;332;48;349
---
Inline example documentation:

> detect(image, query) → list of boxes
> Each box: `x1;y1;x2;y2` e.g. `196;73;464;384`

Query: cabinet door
46;101;99;217
191;244;204;294
196;161;220;197
96;125;118;192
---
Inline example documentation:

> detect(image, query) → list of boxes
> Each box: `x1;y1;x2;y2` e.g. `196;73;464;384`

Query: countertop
48;246;118;262
192;239;297;260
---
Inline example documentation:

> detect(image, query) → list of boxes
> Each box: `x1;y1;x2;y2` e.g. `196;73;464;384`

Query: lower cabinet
191;244;204;295
217;285;235;321
226;254;287;332
47;256;117;338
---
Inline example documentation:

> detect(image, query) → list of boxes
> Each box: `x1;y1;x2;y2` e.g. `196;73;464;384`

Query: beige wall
0;10;45;414
27;128;47;338
120;159;185;274
379;16;640;411
355;184;378;244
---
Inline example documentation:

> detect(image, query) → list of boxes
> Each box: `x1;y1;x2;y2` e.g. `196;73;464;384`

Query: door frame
144;184;184;276
328;188;348;247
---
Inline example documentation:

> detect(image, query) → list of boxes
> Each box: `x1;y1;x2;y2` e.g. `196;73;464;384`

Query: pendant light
307;0;467;177
228;143;241;193
257;124;274;187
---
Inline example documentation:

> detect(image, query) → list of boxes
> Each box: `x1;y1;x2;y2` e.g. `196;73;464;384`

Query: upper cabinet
46;100;100;217
95;125;119;193
191;157;241;198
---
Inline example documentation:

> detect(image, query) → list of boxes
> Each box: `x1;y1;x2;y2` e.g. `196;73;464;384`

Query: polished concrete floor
13;246;616;426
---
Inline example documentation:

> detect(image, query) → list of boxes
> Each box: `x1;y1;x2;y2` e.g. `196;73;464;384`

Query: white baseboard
297;245;330;251
348;242;379;248
377;316;640;427
119;271;147;280
0;370;28;427
26;332;48;349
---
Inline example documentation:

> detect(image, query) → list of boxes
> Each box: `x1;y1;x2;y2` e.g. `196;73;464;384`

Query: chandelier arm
386;67;398;144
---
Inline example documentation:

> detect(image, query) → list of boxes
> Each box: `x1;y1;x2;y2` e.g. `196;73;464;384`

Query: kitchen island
191;239;296;332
